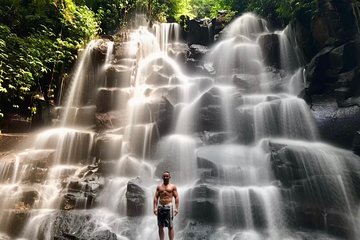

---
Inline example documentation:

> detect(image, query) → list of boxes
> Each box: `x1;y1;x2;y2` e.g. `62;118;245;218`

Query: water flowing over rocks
280;0;360;148
2;8;360;240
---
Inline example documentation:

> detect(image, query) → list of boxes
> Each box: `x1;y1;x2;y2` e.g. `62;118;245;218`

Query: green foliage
245;0;317;27
150;0;180;21
176;0;194;18
0;0;99;119
85;0;142;34
188;0;234;19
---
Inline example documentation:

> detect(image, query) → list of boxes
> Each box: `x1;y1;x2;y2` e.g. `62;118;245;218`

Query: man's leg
168;227;174;240
158;226;164;240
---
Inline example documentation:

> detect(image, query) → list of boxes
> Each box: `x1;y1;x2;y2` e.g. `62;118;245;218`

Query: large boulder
126;180;146;216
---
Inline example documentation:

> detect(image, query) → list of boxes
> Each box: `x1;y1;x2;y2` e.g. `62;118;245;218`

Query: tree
0;0;99;122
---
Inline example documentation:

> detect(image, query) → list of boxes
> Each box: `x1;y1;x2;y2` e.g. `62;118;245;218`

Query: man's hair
163;171;170;175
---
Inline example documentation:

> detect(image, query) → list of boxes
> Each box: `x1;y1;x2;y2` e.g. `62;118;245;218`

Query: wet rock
113;42;136;59
28;167;48;183
167;43;190;63
96;88;131;113
305;46;337;94
95;112;128;130
18;149;55;165
234;106;258;144
248;189;267;229
151;96;174;136
94;134;123;161
126;180;145;216
183;184;219;223
197;157;219;184
185;58;206;74
286;20;315;63
316;0;357;44
187;19;212;45
98;160;118;175
311;96;360;148
232;74;259;91
118;155;152;177
89;230;117;240
189;44;209;60
59;166;104;210
34;130;94;164
0;134;31;152
7;210;30;237
269;138;360;238
179;221;216;240
145;71;170;86
60;193;77;210
54;106;96;126
198;87;223;107
155;160;179;179
293;207;355;239
305;39;360;100
91;39;110;66
200;105;223;132
105;65;132;88
199;131;233;145
1;114;31;133
352;131;360;156
258;33;280;69
126;124;159;158
0;233;11;240
51;212;117;239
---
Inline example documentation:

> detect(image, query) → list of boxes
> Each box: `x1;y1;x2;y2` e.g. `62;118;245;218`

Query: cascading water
1;12;360;240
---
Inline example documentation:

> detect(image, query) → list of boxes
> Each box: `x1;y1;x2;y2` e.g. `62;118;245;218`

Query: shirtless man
153;171;179;240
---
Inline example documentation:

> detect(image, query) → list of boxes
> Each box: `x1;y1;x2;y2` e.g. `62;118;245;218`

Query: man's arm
153;186;159;215
173;185;179;216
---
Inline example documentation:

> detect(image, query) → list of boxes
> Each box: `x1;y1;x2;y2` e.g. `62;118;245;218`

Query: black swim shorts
157;204;173;228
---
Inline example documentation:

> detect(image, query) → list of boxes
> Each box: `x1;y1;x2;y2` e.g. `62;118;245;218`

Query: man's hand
153;209;158;215
174;209;179;216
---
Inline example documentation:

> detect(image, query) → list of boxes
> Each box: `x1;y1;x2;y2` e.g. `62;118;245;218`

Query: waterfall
0;12;359;240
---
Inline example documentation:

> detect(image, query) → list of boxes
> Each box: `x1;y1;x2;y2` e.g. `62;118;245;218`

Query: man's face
162;173;170;181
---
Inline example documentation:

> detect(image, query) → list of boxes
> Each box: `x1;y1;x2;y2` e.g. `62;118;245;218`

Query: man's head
162;171;171;183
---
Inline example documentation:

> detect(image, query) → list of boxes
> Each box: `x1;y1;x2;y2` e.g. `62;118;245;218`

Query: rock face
258;33;281;69
284;0;360;148
186;19;213;46
269;140;360;238
311;96;360;148
183;184;219;223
